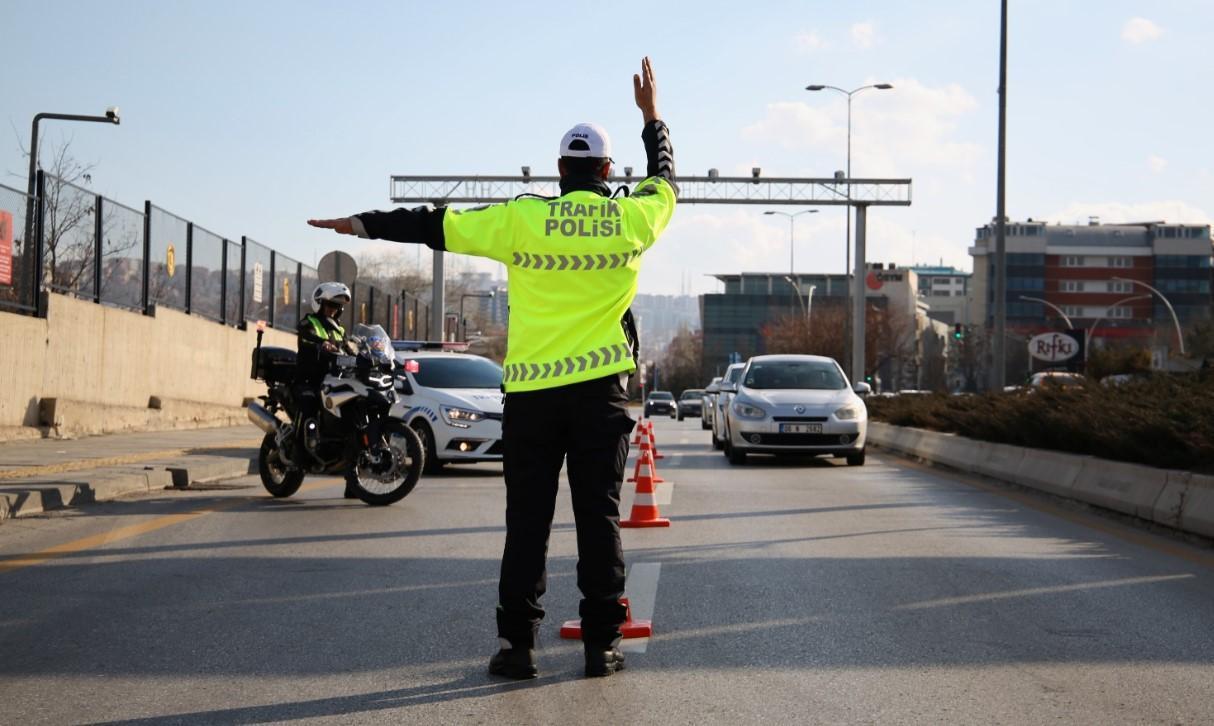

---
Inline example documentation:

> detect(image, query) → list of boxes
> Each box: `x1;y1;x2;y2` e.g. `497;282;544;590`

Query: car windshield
400;355;503;389
744;360;846;390
680;389;704;399
649;391;674;401
726;365;745;384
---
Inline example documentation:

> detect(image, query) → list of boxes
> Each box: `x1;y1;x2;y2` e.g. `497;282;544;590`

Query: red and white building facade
970;219;1212;350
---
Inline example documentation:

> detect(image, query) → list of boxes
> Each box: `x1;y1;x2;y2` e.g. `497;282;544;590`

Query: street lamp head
764;210;777;216
805;85;826;91
105;106;121;124
874;84;894;90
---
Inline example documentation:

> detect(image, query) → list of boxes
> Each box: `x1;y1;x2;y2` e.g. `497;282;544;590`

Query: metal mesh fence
0;183;37;313
15;176;428;338
242;238;272;324
190;225;224;322
272;251;300;330
147;205;188;311
224;239;242;325
299;263;319;323
42;177;96;300
97;198;144;310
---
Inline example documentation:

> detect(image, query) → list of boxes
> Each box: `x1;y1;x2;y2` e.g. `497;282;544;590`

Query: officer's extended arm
307;207;448;250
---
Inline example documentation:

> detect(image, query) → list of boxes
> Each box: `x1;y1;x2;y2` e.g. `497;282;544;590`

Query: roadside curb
0;453;254;523
868;422;1211;540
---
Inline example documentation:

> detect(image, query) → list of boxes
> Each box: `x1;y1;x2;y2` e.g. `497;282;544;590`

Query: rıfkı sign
1028;332;1080;363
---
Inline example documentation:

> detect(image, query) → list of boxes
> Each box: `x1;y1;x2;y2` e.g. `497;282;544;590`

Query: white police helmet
311;282;351;313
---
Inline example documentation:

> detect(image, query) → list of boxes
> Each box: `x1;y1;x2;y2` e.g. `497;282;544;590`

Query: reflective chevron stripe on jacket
502;343;633;384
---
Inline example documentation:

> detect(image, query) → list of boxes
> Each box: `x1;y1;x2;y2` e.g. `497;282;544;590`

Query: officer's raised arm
634;57;675;189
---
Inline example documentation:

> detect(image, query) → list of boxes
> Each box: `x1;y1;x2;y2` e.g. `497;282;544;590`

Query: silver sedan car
718;354;870;466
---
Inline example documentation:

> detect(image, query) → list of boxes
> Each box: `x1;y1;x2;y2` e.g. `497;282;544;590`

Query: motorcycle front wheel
259;433;305;498
348;421;424;506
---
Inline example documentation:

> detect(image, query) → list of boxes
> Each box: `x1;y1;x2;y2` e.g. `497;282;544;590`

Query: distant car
1028;371;1086;389
712;363;748;450
701;377;722;431
644;391;677;418
677;389;704;420
718;354;868;466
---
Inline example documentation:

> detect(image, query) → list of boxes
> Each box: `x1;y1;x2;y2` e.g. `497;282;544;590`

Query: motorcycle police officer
296;282;357;498
308;57;675;678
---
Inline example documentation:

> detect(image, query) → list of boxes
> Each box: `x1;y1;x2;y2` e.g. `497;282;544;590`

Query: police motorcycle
246;322;424;505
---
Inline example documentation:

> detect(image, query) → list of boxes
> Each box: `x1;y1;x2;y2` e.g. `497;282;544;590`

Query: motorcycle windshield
353;324;395;368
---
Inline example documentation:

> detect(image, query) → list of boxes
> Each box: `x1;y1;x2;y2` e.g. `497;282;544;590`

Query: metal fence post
185;222;193;315
238;237;247;328
34;171;46;318
141;200;152;314
219;239;228;325
295;262;302;327
93;194;103;304
268;250;276;327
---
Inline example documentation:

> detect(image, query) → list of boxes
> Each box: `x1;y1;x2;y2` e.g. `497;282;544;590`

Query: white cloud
1122;17;1163;45
794;31;826;53
851;22;875;49
741;77;983;178
1148;155;1167;174
1043;200;1211;226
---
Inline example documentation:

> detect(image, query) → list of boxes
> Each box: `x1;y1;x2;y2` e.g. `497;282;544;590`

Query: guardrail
0;173;431;340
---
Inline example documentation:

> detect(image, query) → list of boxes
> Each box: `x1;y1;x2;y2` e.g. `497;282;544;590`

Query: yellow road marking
0;438;260;481
0;479;335;575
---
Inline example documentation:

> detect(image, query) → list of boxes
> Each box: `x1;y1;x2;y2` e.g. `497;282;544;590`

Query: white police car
390;342;504;473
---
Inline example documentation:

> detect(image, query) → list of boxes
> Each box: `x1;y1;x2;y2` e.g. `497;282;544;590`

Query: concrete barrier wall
1;293;297;437
867;420;1211;541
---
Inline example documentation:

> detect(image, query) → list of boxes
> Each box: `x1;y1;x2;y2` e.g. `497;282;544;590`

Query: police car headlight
442;406;484;428
833;404;861;421
732;401;767;419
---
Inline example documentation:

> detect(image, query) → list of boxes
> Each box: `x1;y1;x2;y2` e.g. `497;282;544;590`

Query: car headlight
833;404;862;420
442;406;484;428
732;401;766;419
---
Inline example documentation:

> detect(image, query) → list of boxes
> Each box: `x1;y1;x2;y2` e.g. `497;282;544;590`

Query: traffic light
953;323;964;340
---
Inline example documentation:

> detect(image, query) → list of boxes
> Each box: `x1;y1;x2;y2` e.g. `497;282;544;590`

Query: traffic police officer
308;57;675;678
296;282;357;497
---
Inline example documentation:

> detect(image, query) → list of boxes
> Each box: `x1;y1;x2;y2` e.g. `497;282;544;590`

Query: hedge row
866;373;1214;473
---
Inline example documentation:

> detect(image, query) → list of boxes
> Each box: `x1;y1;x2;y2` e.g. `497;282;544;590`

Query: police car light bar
392;340;470;352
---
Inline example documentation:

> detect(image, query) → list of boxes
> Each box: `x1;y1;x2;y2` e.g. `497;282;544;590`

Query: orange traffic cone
632;418;646;445
647;420;665;460
559;597;653;640
621;449;670;528
628;434;665;483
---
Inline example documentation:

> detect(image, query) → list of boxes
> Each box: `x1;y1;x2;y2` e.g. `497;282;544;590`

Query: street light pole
458;291;494;342
1086;294;1152;349
22;108;120;307
1018;295;1073;329
1111;277;1186;355
805;83;893;379
763;209;817;276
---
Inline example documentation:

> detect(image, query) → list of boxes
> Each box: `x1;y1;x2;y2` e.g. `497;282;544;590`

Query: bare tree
656;324;704;395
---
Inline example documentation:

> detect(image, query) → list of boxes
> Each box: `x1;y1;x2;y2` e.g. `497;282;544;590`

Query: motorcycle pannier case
251;346;297;383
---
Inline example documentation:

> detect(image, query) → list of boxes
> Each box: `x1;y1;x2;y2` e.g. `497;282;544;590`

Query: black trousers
497;373;634;648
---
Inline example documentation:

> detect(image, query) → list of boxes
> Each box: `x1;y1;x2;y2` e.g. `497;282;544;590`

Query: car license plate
780;423;822;434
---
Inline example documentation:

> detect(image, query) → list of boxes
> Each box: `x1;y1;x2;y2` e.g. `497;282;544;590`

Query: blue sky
3;0;1211;295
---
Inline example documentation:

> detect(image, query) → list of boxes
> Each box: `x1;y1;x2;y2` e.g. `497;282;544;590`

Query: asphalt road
2;417;1213;725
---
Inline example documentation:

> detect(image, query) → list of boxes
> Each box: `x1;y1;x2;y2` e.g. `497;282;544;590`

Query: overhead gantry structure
389;172;912;381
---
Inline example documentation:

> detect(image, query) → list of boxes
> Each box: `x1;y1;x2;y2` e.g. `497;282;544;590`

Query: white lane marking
622;478;674;508
621;562;661;654
895;573;1195;611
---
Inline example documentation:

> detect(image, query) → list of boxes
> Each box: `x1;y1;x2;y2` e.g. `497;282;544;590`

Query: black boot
584;644;625;678
488;645;538;680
